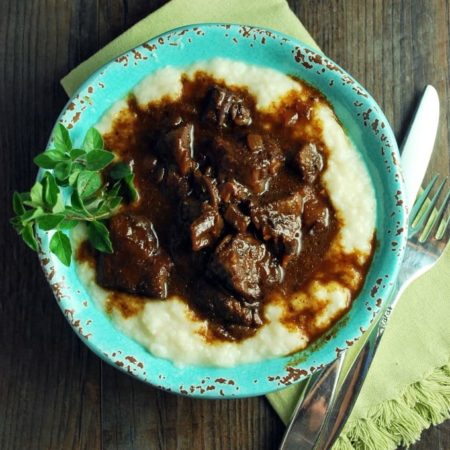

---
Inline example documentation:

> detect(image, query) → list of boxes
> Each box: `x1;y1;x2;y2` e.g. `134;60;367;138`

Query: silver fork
279;175;450;450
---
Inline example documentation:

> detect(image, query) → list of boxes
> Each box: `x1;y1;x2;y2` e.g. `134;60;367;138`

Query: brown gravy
77;72;371;343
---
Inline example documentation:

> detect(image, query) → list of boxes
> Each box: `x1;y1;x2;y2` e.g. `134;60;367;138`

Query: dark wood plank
1;1;449;450
407;419;450;450
101;363;283;450
0;1;102;448
97;0;168;49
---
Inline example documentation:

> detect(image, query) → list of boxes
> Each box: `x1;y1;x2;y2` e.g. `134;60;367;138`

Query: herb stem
65;212;114;222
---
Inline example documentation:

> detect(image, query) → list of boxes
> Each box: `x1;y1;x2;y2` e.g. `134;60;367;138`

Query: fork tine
409;177;447;237
433;190;450;240
421;189;450;241
438;216;450;241
409;174;439;223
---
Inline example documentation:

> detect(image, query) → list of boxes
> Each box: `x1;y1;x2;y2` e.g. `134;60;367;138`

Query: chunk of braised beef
169;202;210;277
224;204;250;233
213;134;284;194
164;169;191;198
204;86;252;127
197;281;263;328
143;154;158;173
176;197;202;245
218;180;250;203
162;112;183;129
151;165;165;184
193;170;220;208
295;143;324;183
179;197;202;224
211;234;282;302
301;186;330;231
157;123;195;176
246;133;264;152
97;213;173;298
285;112;299;127
250;193;303;259
190;203;224;251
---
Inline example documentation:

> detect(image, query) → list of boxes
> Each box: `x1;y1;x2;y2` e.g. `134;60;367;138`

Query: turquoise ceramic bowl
37;24;407;398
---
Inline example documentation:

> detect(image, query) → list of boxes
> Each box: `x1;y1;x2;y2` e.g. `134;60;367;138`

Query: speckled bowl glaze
37;24;407;398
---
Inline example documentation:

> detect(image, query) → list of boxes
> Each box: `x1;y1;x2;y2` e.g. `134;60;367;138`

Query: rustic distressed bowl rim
37;23;407;398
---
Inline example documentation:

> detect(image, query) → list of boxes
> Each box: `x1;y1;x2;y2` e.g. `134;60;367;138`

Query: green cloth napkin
61;0;318;96
61;1;450;448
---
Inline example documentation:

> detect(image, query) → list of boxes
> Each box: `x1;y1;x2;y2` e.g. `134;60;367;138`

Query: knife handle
278;355;345;450
311;321;384;450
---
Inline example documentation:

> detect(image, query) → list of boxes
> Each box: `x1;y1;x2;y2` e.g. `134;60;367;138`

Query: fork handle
279;288;398;450
299;243;425;449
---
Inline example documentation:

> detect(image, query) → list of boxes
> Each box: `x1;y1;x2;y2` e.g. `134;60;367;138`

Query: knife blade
400;85;440;211
279;85;440;450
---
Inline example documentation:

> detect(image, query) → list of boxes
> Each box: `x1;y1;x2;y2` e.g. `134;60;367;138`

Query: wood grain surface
0;1;448;449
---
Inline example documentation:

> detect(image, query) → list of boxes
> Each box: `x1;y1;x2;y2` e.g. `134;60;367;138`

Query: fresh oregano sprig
11;124;138;266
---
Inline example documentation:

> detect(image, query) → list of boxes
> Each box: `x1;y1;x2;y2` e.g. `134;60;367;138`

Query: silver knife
401;85;440;211
279;85;440;450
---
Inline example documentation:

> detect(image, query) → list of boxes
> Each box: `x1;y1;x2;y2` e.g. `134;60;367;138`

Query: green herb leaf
72;162;85;171
42;173;59;208
37;213;65;231
10;216;24;232
52;192;65;214
19;192;31;202
30;181;44;206
109;180;122;197
21;207;44;223
88;221;113;253
68;162;85;186
54;161;72;182
97;195;122;216
124;174;139;202
34;149;67;169
77;170;102;199
110;162;132;180
21;223;39;251
49;231;72;266
53;123;72;152
68;170;80;187
13;191;25;215
86;149;115;171
59;219;79;230
70;190;89;215
106;195;122;211
70;148;86;160
83;128;103;152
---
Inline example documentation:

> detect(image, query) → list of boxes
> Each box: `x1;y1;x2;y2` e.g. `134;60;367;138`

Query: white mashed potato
76;58;376;367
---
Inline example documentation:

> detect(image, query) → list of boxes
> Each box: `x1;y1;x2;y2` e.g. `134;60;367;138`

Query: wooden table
1;1;449;448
